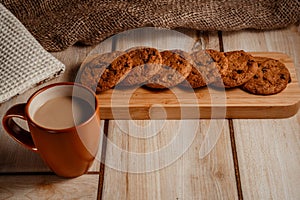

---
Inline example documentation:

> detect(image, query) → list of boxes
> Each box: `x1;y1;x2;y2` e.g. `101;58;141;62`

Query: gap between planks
218;30;243;200
97;119;110;200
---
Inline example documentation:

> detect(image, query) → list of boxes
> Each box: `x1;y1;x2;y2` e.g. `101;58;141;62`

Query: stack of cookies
79;47;291;95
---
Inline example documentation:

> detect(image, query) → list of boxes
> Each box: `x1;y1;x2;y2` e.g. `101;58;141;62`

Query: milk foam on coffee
33;96;94;129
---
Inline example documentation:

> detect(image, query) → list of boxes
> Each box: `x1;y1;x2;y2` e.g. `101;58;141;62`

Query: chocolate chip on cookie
219;50;258;88
191;49;228;87
146;50;192;89
79;51;133;93
241;57;290;95
118;47;162;87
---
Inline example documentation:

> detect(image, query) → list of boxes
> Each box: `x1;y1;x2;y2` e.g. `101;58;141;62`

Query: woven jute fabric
2;0;299;52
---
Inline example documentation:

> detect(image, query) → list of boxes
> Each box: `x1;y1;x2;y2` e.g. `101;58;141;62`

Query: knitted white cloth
0;4;65;103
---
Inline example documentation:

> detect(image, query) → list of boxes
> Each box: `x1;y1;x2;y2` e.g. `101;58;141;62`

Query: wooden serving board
96;52;300;119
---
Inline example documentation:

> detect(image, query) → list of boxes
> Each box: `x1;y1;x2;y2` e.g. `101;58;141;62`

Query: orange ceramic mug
2;82;101;178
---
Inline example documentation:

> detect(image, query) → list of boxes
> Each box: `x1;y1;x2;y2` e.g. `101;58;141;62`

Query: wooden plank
222;25;300;199
87;51;299;119
102;119;238;199
0;174;98;199
0;44;107;173
101;28;238;199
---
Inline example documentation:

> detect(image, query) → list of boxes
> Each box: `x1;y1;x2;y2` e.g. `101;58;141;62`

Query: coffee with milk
33;96;94;129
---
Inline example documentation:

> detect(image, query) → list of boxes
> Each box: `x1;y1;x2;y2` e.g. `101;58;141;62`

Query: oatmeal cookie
191;49;228;87
174;49;206;89
79;51;133;92
221;50;258;88
119;47;162;87
242;57;290;95
146;50;192;89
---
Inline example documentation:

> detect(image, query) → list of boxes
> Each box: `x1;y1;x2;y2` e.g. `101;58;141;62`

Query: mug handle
2;103;37;152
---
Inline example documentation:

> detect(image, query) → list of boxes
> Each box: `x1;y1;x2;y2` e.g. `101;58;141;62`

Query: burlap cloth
2;0;299;52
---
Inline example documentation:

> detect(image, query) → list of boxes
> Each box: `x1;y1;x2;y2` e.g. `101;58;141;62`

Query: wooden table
0;25;299;199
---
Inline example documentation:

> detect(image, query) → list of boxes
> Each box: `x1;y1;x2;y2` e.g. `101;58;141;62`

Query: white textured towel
0;4;65;103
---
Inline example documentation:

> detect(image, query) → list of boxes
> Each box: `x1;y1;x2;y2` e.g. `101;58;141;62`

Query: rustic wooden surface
0;175;99;199
0;25;299;199
101;29;237;199
223;27;300;200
